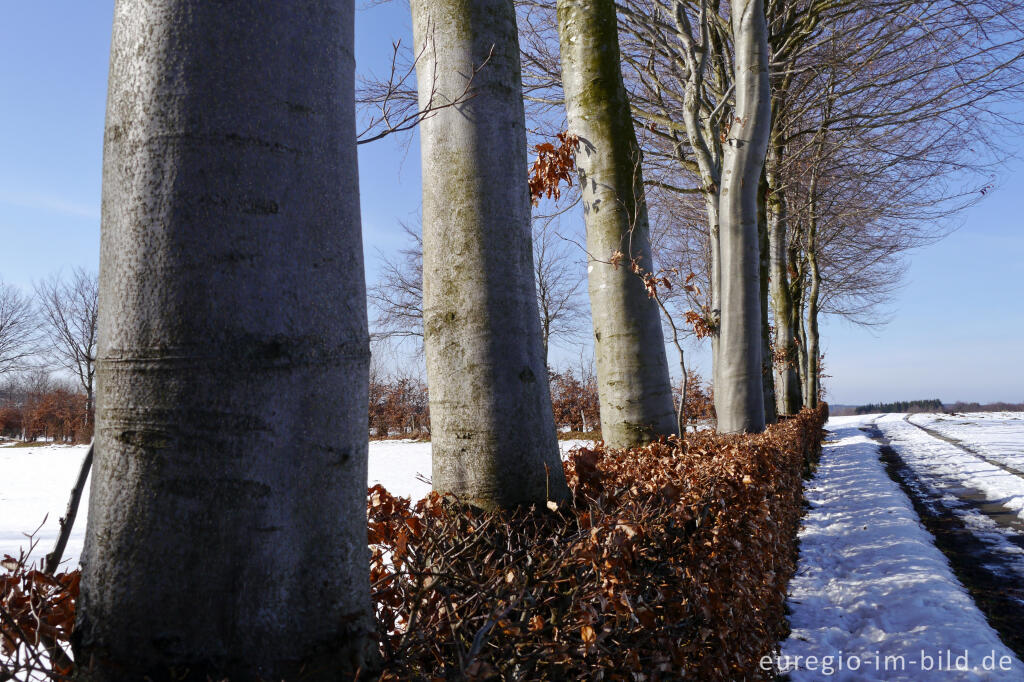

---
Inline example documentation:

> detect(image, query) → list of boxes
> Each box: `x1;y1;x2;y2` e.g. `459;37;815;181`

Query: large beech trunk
805;239;822;409
75;2;376;679
556;0;676;447
713;0;771;433
758;169;777;424
796;285;809;403
766;142;803;414
411;0;569;507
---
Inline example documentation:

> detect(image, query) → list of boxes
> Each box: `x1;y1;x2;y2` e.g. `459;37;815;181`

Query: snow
7;418;1024;679
781;415;1023;680
908;412;1024;474
0;443;91;570
877;413;1024;521
0;438;592;570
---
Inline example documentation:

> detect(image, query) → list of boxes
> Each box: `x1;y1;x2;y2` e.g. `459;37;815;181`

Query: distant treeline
944;401;1024;413
832;399;1024;416
854;399;944;414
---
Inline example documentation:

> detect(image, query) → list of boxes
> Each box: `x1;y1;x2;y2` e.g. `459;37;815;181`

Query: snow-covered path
781;415;1023;680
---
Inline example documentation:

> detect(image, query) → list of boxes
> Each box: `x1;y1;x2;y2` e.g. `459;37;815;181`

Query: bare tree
357;35;493;145
369;222;424;345
411;0;569;508
713;0;772;433
76;1;376;678
609;0;1024;416
768;0;1024;402
0;279;36;377
34;268;98;429
532;217;587;366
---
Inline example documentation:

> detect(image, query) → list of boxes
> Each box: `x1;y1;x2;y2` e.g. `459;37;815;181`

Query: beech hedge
371;405;828;680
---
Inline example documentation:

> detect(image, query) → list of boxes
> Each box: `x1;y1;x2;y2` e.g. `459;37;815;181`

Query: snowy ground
0;438;590;570
7;417;1024;679
0;442;92;569
876;414;1024;522
908;412;1024;475
781;414;1024;680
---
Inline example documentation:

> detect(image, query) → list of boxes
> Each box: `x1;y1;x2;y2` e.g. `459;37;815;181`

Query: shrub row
371;404;827;679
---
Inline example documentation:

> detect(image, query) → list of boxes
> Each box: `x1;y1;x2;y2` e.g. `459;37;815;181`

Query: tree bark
75;2;376;679
411;0;569;508
758;168;777;424
766;142;802;414
795;281;809;405
805;229;822;409
556;0;676;447
713;0;770;433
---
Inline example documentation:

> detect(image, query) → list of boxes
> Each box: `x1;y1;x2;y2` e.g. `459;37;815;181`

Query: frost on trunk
713;0;770;434
766;143;802;414
556;0;676;448
75;2;376;679
411;0;569;508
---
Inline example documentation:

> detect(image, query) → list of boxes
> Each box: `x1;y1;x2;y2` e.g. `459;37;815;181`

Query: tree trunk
758;168;777;424
766;143;802;415
707;196;723;423
85;384;94;437
540;313;551;369
805;241;821;409
412;0;569;508
713;0;770;434
75;2;376;679
795;286;809;406
556;0;676;447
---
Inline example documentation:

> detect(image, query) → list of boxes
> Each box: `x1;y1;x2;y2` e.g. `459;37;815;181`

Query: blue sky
1;2;1021;405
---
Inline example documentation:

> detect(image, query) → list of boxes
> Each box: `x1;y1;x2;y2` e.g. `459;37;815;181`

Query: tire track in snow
782;418;1023;681
862;421;1024;660
905;415;1024;481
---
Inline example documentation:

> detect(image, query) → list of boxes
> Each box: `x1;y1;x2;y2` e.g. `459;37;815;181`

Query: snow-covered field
909;412;1024;474
878;414;1024;522
0;442;92;568
782;414;1024;680
0;438;590;569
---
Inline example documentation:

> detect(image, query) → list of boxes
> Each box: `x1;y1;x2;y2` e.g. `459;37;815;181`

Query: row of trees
65;0;1022;679
369;362;716;437
853;399;944;415
508;0;1024;432
367;0;1024;441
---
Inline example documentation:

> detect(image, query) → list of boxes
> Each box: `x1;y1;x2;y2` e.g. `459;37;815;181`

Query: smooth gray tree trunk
556;0;676;448
795;285;809;404
709;202;723;409
766;143;802;414
75;3;376;679
411;0;569;508
713;0;770;433
758;170;777;424
805;233;822;409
